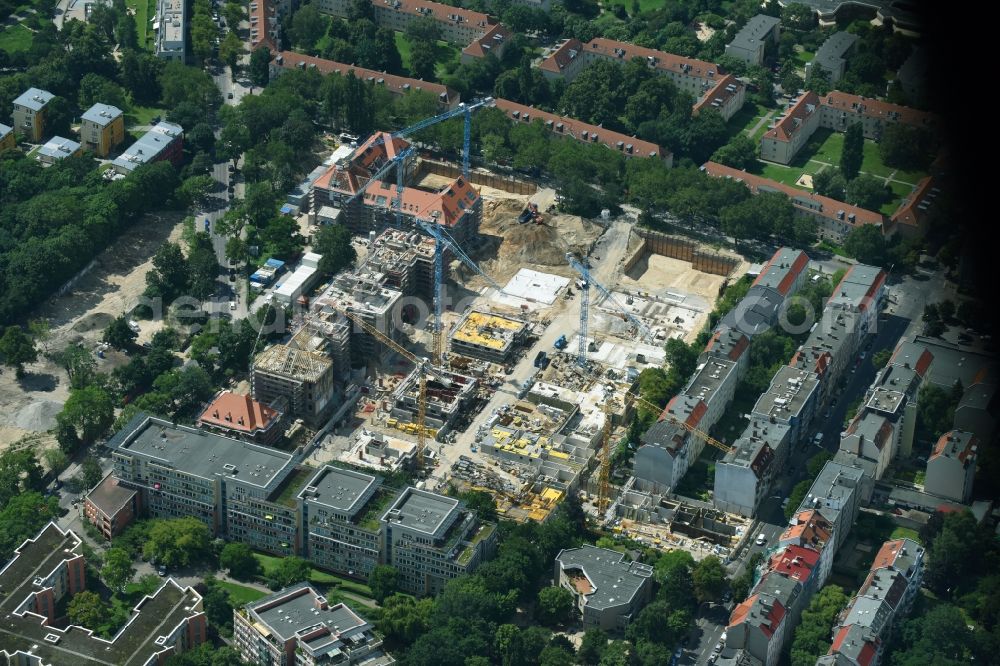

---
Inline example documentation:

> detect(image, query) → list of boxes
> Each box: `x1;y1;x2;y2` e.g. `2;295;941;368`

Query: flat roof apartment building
156;0;186;61
0;522;206;665
108;413;297;536
12;87;54;142
84;472;142;539
233;583;396;666
554;545;654;632
0;122;15;152
234;584;394;665
725;14;781;65
380;486;498;595
80;102;125;157
36;136;82;164
449;309;530;363
539;37;746;121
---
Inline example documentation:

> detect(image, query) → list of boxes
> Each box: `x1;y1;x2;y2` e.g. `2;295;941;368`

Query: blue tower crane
566;253;654;367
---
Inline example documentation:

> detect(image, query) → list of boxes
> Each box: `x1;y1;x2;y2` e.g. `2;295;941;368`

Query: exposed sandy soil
0;211;187;449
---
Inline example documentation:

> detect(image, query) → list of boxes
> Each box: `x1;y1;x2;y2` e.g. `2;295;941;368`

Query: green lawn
890;526;921;544
882;180;915;215
724;102;769;142
125;105;166;128
0;23;34;52
126;0;157;51
216;580;267;607
605;0;669;12
394;32;459;81
253;552;374;598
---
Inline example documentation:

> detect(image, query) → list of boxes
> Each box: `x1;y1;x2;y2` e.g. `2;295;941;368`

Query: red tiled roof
703;329;750;361
830;626;878;666
702;161;885;231
273;51;458;106
780;510;832;549
660;396;709;429
249;0;278;52
890;175;936;230
693;74;745;115
359;174;479;228
888;344;933;377
764;92;820;142
313;131;411;194
930;430;978;464
768;544;820;583
728;596;754;628
538;38;584;74
493;98;667;159
870;538;907;571
372;0;492;30
753;247;809;296
198;391;281;435
757;599;786;638
823;91;938;129
830;265;887;312
461;23;510;59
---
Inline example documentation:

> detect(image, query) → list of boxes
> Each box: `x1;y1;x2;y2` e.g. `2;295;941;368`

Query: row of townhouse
761;90;938;166
99;413;497;597
0;522;206;666
632;247;811;496
716;261;886;519
539;37;746;121
702;160;886;244
817;538;925;666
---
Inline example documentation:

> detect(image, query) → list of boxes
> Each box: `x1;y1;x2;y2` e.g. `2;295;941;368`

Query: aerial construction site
251;102;753;560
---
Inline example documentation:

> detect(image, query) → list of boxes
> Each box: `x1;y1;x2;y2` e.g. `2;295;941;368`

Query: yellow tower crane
621;385;734;455
338;309;452;469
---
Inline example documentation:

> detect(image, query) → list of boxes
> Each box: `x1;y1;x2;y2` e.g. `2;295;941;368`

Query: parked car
229;301;237;311
755;533;767;547
157;564;167;576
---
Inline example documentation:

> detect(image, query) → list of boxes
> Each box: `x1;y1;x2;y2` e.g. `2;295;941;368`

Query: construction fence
414;159;538;195
624;228;741;278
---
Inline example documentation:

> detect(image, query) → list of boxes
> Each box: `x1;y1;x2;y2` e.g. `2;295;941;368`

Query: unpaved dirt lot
620;253;728;302
0;211;187;448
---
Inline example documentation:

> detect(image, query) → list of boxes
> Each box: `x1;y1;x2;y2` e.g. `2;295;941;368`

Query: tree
878;123;934;170
104;314;138;350
58;385;114;445
68;590;105;628
43;448;69;475
598;640;632;666
410;45;438;81
845;174;891;211
938;299;956;322
369;565;399;604
266;556;312;589
201;581;236;636
0;326;38;377
0;492;61;559
655;549;696;612
82;456;103;489
249;45;272;87
710;134;758;170
143;517;213;568
789;585;849;666
219;31;244;79
785;479;812;518
289;3;327;49
842;224;887;267
627;600;690;646
145;242;190;303
28;319;51;353
872;348;891;369
578;628;609;665
917;384;958;442
102;547;135;593
377;594;433;648
840;122;863;180
811;167;846;200
536;586;574;626
693;555;728;603
219;543;260;580
178;175;215;209
313;224;357;276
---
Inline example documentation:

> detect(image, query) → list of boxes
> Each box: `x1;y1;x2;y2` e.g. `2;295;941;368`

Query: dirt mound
13;400;63;432
479;200;602;277
73;311;114;333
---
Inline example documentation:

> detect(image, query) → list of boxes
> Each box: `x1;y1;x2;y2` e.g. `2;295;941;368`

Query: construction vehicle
518;202;544;225
553;334;568;350
338;308;452;469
